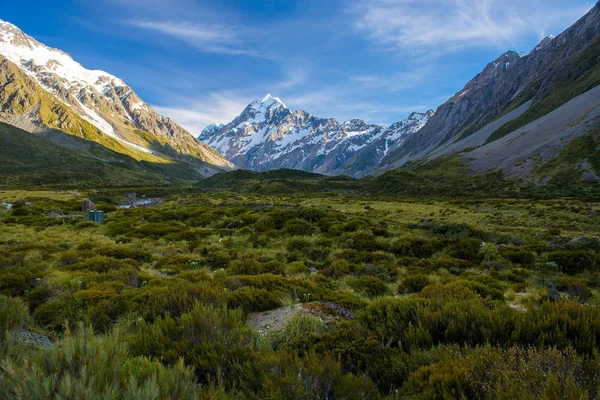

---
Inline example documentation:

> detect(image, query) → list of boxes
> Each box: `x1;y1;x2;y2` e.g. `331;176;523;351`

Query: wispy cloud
348;65;433;91
153;91;253;136
124;20;261;56
350;0;588;53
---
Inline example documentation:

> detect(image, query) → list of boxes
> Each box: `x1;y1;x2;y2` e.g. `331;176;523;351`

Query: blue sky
1;0;593;134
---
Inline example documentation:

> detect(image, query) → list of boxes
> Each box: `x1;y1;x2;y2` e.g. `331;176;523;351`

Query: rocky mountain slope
0;19;233;177
200;94;433;176
378;2;600;181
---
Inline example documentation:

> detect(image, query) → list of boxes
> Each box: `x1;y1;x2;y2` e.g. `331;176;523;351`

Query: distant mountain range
199;94;433;176
202;3;600;183
0;19;233;183
0;3;599;187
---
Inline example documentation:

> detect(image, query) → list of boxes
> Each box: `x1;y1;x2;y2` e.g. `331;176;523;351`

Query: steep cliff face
379;3;600;169
200;94;433;176
0;19;233;174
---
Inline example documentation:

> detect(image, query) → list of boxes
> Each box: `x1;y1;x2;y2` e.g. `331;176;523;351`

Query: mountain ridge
378;3;600;172
200;94;433;176
0;19;233;177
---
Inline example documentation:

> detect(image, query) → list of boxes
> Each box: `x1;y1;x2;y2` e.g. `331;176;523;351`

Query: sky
0;0;594;135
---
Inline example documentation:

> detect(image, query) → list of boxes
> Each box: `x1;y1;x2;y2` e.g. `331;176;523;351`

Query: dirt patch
247;302;351;334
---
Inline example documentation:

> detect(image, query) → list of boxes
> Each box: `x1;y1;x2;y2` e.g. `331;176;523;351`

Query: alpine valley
0;3;600;190
3;3;600;399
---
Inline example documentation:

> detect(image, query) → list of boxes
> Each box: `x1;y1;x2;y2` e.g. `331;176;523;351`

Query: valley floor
1;189;599;398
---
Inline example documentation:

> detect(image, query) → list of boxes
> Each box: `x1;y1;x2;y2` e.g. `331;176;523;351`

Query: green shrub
431;258;473;273
346;232;386;252
0;273;27;296
399;274;432;294
287;237;311;252
97;246;152;262
545;250;597;274
64;257;138;273
205;251;231;270
127;302;254;384
450;237;485;262
503;249;537;265
285;218;314;235
392;237;436;258
0;295;31;341
227;287;282;313
322;259;350;278
349;276;389;298
254;216;276;232
0;324;199;399
270;313;329;351
26;287;52;311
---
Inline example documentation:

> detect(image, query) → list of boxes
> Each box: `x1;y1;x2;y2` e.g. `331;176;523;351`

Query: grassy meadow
1;188;599;399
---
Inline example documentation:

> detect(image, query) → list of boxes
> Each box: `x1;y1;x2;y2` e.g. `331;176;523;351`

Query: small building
88;210;105;224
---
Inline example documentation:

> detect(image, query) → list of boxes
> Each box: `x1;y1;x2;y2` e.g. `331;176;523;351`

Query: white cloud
348;66;433;91
350;0;588;52
153;92;252;136
125;20;261;56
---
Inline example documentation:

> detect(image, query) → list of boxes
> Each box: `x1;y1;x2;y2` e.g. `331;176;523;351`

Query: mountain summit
0;19;233;175
200;95;433;176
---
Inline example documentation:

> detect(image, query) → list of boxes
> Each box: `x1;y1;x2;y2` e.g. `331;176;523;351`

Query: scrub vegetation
1;187;599;399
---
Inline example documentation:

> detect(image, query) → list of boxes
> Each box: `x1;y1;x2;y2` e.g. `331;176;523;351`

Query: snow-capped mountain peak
244;93;288;120
200;95;434;177
0;19;125;96
260;93;286;108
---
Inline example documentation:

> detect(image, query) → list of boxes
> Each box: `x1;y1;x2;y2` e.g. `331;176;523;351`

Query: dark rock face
379;4;600;168
200;94;433;177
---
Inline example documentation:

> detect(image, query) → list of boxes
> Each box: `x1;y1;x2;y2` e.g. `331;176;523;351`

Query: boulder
17;330;51;348
81;198;96;212
48;210;62;219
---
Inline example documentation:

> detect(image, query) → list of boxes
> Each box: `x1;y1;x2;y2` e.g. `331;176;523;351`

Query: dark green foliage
0;324;200;399
127;303;254;384
397;346;600;400
97;246;152;262
0;295;31;341
2;190;600;398
346;231;387;252
284;218;314;235
399;274;432;294
450;237;484;262
503;248;537;265
392;237;436;258
205;251;231;269
227;287;282;313
0;273;27;295
545;250;597;274
349;276;389;298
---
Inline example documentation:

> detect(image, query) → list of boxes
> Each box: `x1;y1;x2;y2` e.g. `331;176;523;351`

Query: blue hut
88;210;105;224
